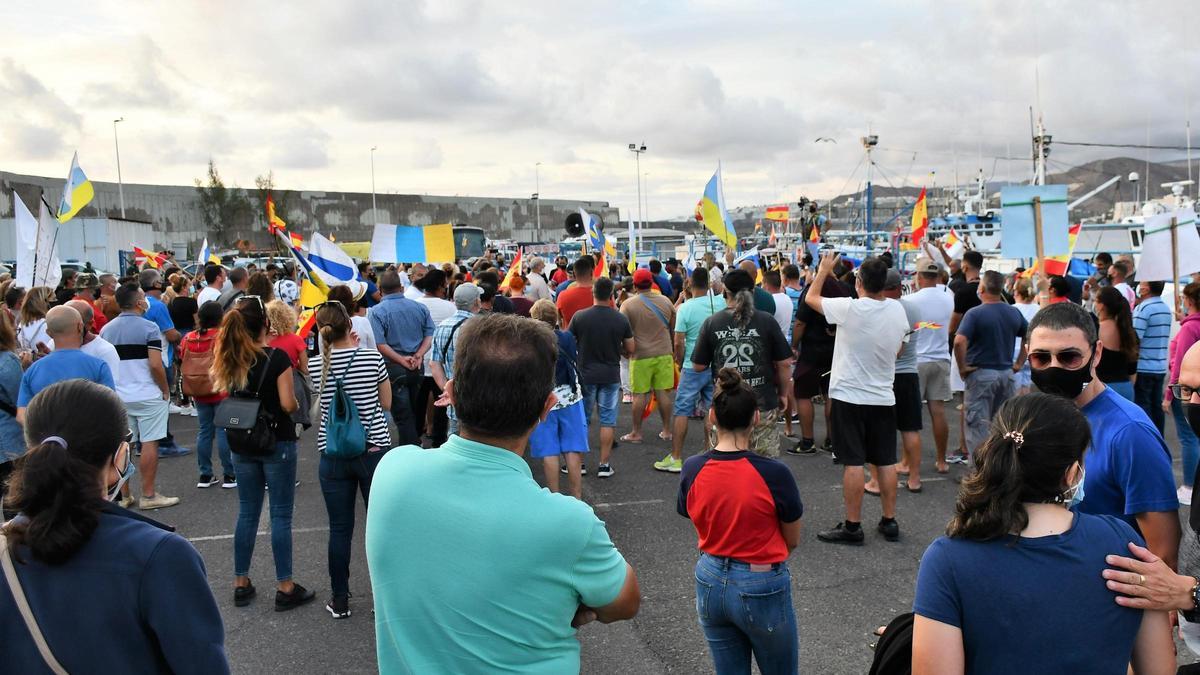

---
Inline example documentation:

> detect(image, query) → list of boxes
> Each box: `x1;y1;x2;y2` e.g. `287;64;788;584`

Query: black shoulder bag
215;351;278;457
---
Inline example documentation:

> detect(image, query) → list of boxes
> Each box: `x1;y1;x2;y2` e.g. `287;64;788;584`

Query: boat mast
862;131;878;234
1032;115;1049;187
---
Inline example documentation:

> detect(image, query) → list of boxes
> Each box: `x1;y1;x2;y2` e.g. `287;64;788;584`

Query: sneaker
197;474;220;489
559;463;587;475
326;595;352;619
181;405;197;417
169;403;184;414
622;394;632;404
234;583;256;607
158;444;191;458
117;495;136;509
878;518;900;542
1179;485;1193;506
786;439;816;455
821;438;834;453
139;494;180;510
275;583;317;612
946;454;968;465
817;521;864;546
653;454;682;473
596;463;615;478
221;474;238;489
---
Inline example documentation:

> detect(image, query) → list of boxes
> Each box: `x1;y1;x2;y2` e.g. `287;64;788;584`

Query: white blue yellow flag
57;152;94;224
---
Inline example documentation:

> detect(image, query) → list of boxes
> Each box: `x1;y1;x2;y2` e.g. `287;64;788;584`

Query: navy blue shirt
1;505;228;674
1078;386;1178;524
957;302;1028;370
914;512;1145;675
18;349;114;406
553;329;579;388
368;293;435;356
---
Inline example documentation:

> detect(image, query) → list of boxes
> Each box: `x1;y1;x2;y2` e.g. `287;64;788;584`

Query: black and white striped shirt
307;347;391;453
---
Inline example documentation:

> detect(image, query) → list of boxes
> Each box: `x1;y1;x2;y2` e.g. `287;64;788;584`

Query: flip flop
864;486;881;497
658;432;673;442
907;484;923;494
935;465;950;474
619;434;643;444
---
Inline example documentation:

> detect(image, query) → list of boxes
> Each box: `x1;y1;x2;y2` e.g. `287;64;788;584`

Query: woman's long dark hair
712;368;757;432
212;297;269;392
947;393;1091;541
2;380;127;564
1096;285;1139;363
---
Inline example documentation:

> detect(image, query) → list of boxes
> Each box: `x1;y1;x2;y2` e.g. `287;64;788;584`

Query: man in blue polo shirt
366;313;640;674
368;270;434;445
1027;302;1180;570
1132;280;1172;434
17;305;113;420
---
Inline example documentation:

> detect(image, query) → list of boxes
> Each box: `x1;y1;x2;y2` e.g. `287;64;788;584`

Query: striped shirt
308;348;390;453
1133;296;1172;374
98;312;164;403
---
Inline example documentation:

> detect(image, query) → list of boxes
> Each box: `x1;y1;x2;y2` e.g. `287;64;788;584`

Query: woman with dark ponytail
213;295;314;612
912;392;1173;674
0;380;228;673
677;368;802;674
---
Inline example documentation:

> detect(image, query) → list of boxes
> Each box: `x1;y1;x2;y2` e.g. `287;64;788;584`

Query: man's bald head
66;299;95;332
45;305;83;343
1180;341;1200;405
739;259;758;276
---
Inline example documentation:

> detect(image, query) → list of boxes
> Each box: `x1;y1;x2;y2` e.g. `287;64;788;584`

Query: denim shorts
673;368;714;418
582;382;620;428
529;401;590;457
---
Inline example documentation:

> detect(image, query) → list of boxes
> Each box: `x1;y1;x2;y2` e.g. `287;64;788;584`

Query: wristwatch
1182;577;1200;623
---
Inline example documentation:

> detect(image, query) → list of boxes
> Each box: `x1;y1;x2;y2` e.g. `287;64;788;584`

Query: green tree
194;159;252;244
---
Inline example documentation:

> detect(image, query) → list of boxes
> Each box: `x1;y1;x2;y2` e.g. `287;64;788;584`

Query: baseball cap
453;282;482;310
632;268;654;289
914;257;940;274
884;269;903;290
75;273;100;289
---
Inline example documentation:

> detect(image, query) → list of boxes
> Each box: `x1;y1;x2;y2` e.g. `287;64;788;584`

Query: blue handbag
323;349;366;459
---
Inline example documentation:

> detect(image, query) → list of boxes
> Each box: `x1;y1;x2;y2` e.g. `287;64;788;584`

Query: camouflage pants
709;408;780;457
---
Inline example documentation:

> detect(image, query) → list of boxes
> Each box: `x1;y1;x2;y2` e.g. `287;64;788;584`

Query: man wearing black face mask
1028;302;1180;573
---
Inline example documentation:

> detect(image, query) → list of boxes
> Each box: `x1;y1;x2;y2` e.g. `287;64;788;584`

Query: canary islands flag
697;165;737;249
197;238;220;266
57;152;94;224
369;223;456;264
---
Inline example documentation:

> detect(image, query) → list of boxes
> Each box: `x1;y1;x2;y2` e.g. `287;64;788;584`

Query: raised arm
804;251;840;316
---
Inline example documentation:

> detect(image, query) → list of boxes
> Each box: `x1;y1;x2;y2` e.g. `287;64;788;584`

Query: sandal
619;434;643;444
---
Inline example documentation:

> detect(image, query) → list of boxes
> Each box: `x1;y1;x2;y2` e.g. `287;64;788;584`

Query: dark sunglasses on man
1027;345;1093;371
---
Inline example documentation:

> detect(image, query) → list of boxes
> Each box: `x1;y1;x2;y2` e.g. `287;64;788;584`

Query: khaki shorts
709;408;780;458
918;360;952;402
126;398;169;443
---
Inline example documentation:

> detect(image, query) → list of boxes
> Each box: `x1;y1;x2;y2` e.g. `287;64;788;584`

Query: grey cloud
0;59;81;159
410;139;443;169
83;36;182;110
270;123;331;170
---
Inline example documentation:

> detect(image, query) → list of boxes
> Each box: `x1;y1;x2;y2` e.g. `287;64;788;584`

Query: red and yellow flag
500;249;523;290
132;245;167;269
765;205;788;222
597;250;610;278
1043;222;1082;276
809;223;820;244
911;187;928;243
289;231;303;249
267;195;287;234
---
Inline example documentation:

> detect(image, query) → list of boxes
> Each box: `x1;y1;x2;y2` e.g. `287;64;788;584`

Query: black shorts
893;373;923;432
793;359;831;399
830;398;897;467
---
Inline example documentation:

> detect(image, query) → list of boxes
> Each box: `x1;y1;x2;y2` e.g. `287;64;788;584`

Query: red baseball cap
633;268;654;289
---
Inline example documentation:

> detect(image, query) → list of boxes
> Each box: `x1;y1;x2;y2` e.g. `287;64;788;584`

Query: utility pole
113;117;126;218
370;146;378;222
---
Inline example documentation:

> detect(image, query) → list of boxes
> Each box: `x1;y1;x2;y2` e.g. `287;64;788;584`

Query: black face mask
1186;403;1200;438
1030;355;1094;399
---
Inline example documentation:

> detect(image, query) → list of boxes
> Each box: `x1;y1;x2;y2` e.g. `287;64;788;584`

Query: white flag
13;191;38;288
35;198;63;289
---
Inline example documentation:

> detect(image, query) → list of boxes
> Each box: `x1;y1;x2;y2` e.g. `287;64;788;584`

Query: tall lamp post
113;117;126;218
534;161;542;239
628;142;647;253
370;146;378;223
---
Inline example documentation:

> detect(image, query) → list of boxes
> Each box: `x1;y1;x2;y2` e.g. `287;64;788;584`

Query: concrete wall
0;171;619;254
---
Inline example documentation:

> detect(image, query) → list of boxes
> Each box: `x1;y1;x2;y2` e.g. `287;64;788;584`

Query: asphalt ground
148;394;1197;674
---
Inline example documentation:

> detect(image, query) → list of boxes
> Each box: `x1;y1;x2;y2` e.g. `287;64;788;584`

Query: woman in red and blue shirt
677;367;803;674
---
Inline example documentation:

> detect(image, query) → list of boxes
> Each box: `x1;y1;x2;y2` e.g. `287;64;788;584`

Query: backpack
215;351;279;457
868;612;913;675
318;350;366;459
180;332;218;398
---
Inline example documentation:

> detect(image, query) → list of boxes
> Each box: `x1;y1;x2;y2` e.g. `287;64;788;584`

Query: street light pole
370;146;378;223
643;172;650;225
628;142;647;252
535;162;542;239
113;117;126;218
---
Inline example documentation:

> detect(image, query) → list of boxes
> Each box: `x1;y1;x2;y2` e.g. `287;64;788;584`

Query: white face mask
106;443;134;502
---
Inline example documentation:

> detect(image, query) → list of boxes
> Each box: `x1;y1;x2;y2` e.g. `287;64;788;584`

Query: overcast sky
2;0;1197;220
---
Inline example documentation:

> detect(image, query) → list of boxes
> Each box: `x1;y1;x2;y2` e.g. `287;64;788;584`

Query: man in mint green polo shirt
366;313;641;674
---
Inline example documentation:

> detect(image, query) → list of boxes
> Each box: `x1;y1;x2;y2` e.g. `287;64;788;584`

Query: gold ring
1139;574;1146;585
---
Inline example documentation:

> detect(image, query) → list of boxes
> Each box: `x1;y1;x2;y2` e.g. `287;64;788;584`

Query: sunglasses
236;295;265;311
1170;384;1199;401
1028;345;1093;370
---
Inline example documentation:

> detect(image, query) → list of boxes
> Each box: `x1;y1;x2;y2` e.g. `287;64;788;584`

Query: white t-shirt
1113;282;1136;309
822;296;910;406
16;319;49;353
906;286;955;363
771;292;793;343
416;296;457;373
48;335;121;377
403;285;423;300
1014;301;1040;361
351;315;377;350
196;285;222;307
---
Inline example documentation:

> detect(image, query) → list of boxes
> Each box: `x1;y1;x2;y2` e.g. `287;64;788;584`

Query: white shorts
126;398;169;443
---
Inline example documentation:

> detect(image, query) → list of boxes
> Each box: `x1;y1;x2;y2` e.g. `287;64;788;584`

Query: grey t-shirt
896;297;920;374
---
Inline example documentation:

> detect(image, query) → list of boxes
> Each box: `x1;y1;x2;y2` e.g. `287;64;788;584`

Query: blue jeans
1173;398;1200;488
195;401;232;477
233;441;298;582
582;382;620;428
319;449;387;597
1134;373;1166;435
695;553;798;675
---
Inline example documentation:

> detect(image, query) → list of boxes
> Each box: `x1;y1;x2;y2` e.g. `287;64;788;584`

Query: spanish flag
911;187;928;243
132;245;167;269
267;195;287;234
500;249;522;290
809;223;820;244
765;205;788;222
289;231;304;249
1043;222;1082;276
57;152;95;224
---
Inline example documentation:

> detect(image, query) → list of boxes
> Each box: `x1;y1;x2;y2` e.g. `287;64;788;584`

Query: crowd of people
3;240;1200;674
